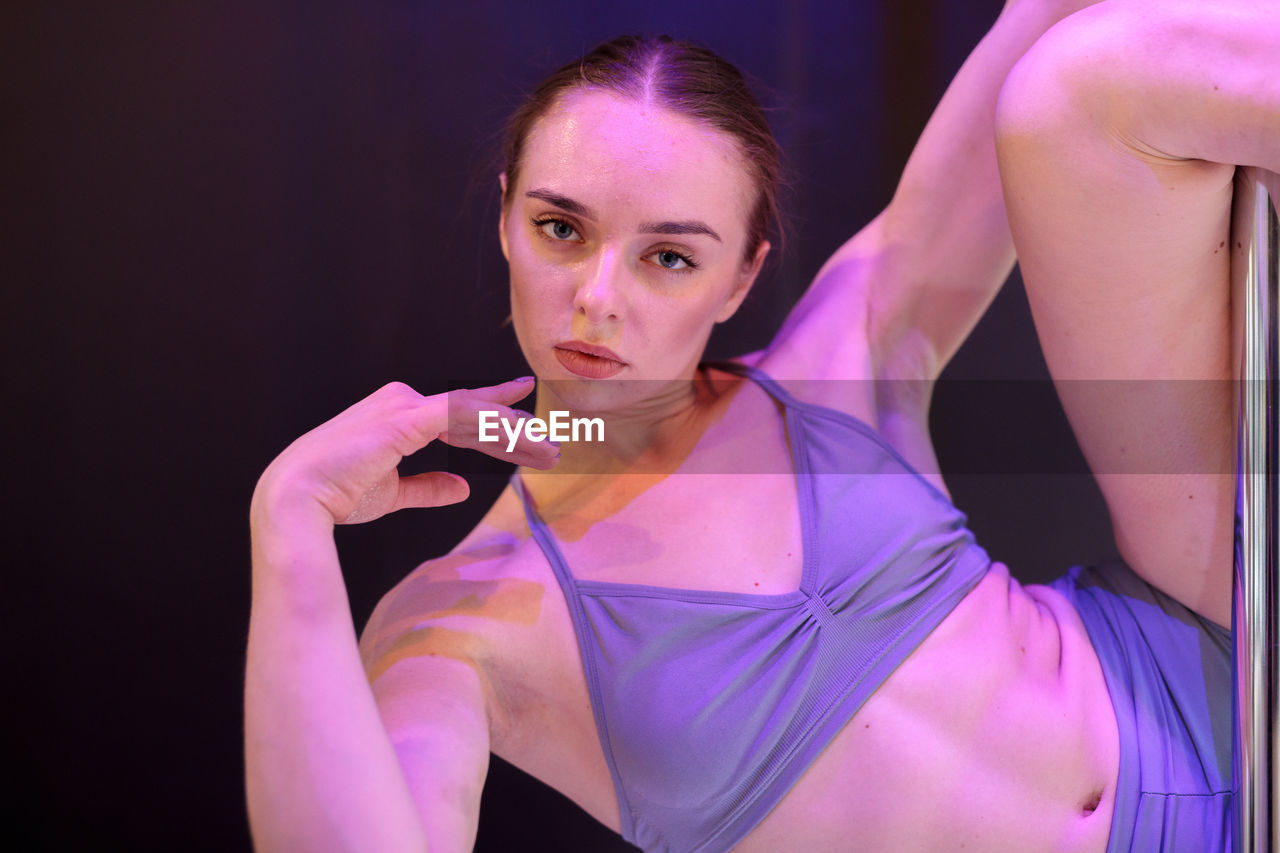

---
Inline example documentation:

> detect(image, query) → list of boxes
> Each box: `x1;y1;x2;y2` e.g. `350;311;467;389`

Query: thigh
994;0;1280;628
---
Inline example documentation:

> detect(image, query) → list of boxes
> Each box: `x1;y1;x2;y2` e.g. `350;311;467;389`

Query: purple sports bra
513;361;991;852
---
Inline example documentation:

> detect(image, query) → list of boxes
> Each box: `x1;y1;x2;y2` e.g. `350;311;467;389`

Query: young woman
245;0;1273;849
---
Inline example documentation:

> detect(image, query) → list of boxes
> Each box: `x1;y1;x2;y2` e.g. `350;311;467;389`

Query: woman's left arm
766;0;1102;390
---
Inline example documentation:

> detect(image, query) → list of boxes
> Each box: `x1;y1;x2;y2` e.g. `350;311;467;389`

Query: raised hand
252;376;558;528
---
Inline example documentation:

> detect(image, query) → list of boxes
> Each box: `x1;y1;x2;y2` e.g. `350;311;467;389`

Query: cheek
508;235;573;338
666;279;736;333
636;290;726;367
509;228;573;293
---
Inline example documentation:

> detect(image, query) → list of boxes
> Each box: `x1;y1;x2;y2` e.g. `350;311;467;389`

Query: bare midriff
732;563;1120;852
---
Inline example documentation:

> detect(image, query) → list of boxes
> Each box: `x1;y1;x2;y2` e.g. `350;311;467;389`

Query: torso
416;367;1120;851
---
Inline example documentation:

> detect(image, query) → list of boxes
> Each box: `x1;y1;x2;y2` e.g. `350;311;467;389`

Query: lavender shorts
1050;559;1233;852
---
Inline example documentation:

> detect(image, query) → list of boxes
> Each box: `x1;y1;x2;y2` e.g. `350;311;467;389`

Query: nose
574;246;626;326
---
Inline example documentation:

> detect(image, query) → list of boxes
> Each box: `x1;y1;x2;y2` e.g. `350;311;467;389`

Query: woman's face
500;89;768;412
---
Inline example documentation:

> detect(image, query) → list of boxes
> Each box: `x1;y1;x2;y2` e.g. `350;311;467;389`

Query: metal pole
1232;167;1279;853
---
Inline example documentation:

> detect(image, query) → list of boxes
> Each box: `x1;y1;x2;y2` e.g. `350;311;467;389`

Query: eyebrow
637;219;722;243
525;187;722;244
526;188;596;219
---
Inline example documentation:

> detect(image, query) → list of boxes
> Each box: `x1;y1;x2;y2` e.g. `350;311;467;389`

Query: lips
554;342;626;379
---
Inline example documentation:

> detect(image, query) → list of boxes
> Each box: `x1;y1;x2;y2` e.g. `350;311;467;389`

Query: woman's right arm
246;501;440;851
244;378;558;851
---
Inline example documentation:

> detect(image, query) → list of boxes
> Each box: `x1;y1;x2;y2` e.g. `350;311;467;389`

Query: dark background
4;1;1114;850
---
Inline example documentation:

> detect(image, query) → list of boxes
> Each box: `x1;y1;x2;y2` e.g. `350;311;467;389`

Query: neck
516;365;735;517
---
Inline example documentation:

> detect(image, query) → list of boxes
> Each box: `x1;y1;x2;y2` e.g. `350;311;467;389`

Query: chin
537;374;645;416
548;371;706;422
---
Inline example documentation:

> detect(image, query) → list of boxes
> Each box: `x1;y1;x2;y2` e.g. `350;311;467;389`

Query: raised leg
994;0;1280;628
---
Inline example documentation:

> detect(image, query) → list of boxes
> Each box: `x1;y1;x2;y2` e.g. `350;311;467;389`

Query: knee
998;1;1278;169
994;4;1128;150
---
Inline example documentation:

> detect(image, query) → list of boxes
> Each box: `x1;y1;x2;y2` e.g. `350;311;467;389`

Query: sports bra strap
511;475;576;591
702;359;807;412
509;472;639;832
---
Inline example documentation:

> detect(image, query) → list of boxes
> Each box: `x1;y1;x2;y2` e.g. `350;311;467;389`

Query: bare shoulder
359;494;543;688
355;500;570;808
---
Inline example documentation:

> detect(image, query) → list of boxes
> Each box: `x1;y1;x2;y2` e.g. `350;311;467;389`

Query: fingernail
549;441;561;449
516;375;535;383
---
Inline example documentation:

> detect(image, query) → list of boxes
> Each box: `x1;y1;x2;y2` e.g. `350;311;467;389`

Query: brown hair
501;35;783;263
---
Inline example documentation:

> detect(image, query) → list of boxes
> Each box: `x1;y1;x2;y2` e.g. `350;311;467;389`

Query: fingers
338;471;472;525
374;376;560;471
394;471;471;511
484;375;537;406
442;406;562;469
370;377;544;456
443;379;562;470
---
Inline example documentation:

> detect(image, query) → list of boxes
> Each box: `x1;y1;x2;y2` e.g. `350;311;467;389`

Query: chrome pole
1232;167;1279;853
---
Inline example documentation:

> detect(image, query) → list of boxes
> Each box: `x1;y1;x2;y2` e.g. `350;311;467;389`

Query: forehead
517;89;753;236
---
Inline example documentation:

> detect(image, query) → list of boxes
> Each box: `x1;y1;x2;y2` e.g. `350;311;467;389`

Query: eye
532;216;582;242
645;249;697;272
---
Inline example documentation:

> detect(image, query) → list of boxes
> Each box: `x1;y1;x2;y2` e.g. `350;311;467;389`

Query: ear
715;240;771;323
498;172;510;261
